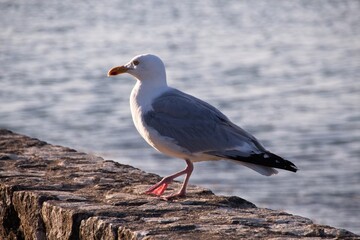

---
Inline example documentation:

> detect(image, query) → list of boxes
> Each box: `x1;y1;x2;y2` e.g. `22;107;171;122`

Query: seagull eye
133;60;140;66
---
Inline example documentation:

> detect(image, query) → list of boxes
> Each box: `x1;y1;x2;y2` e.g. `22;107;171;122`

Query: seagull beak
107;65;129;77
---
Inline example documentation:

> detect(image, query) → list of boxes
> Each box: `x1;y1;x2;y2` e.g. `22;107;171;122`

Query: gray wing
143;89;266;154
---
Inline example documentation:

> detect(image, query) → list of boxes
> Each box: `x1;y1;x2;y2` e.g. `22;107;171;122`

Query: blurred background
1;0;359;234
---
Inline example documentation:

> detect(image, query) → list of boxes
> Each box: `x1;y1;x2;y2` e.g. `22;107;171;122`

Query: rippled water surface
1;0;359;234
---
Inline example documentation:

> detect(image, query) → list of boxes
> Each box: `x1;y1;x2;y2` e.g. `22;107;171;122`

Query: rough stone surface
0;129;358;240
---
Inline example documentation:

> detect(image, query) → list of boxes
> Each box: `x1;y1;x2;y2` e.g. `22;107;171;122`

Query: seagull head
108;54;166;82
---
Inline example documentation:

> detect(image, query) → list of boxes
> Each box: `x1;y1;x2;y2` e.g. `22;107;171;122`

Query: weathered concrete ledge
0;129;357;240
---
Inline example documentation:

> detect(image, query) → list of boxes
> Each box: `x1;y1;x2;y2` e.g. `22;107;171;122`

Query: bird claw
145;183;169;196
144;183;187;200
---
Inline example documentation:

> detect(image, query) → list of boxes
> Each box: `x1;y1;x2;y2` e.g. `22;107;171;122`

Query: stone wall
0;129;357;239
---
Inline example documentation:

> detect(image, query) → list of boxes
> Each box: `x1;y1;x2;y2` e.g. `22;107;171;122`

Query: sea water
1;0;359;233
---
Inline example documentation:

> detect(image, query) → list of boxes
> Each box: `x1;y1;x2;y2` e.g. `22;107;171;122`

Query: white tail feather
232;161;279;176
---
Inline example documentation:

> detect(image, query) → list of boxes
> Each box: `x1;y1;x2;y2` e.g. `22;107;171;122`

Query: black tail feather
207;150;298;172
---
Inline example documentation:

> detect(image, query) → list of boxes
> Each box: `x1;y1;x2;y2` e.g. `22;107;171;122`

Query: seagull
108;54;298;200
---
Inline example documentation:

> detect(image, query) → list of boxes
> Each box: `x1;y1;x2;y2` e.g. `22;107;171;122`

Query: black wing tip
206;150;299;173
287;163;298;172
266;152;298;173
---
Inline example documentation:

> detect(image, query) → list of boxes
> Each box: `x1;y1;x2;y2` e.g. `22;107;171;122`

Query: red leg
162;159;194;200
145;159;194;199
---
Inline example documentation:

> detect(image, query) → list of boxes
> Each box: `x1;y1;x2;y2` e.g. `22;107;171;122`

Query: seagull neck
132;79;169;107
137;77;168;89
